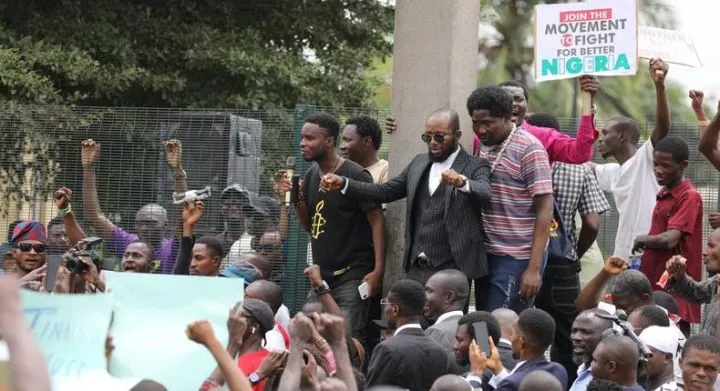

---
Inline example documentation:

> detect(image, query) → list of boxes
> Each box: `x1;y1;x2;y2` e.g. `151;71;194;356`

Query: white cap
639;325;679;355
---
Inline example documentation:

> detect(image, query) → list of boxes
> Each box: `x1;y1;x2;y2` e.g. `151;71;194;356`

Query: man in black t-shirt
278;112;385;344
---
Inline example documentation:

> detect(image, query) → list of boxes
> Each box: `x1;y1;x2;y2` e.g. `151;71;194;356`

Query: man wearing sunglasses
320;107;491;286
7;221;48;290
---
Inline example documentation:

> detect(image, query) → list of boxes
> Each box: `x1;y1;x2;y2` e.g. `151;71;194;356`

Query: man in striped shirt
467;86;554;312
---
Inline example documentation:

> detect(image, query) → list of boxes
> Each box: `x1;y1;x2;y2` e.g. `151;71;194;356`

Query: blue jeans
485;252;548;312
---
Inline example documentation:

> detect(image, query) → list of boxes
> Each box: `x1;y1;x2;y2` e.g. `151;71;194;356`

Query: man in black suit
367;279;452;390
321;107;491;285
471;309;567;391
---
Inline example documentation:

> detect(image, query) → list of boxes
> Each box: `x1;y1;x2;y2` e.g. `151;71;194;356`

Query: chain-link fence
0;105;716;312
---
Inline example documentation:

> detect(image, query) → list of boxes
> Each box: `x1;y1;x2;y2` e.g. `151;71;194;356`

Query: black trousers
534;257;581;387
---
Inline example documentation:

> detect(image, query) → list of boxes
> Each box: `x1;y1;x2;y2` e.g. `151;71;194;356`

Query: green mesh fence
0;105;716;313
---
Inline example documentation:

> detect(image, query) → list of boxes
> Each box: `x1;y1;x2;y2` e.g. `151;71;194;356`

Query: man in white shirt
424;269;469;353
589;59;670;260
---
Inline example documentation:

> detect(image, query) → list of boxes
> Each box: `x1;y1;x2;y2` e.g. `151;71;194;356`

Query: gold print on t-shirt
311;200;327;239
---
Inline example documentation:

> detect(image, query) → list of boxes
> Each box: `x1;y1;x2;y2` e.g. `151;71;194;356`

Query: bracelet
58;205;72;216
322;350;337;377
313;337;329;351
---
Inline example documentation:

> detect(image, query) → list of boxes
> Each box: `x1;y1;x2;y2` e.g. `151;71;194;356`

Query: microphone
284;156;296;205
594;308;652;358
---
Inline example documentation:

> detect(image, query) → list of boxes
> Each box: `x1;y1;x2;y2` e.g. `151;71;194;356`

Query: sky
665;1;720;105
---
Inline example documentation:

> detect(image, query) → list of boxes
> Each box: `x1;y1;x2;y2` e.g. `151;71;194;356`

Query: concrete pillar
384;0;480;289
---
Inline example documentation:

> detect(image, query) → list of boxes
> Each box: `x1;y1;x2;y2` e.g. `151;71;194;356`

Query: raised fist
182;200;205;227
603;256;628;276
163;139;183;170
689;90;705;113
81;139;101;167
649;58;669;85
54;187;72;209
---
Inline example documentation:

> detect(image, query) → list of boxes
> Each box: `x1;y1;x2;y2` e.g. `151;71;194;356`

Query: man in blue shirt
570;310;613;391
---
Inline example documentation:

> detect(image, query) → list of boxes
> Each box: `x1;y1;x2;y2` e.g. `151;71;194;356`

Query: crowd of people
2;58;720;391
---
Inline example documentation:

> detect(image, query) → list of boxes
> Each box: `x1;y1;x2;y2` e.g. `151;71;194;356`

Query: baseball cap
219;262;263;282
639;325;679;355
242;298;275;334
11;221;47;244
221;184;251;201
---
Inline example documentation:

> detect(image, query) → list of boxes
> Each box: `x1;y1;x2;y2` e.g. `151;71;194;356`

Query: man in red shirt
632;136;703;334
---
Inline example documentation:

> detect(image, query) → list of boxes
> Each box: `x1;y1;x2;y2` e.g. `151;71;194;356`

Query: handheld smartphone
44;254;64;293
290;175;301;203
472;321;491;356
358;281;370;300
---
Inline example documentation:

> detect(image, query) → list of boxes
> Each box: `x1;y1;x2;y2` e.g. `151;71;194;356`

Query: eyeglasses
15;243;46;253
421;133;447;143
380;298;391;306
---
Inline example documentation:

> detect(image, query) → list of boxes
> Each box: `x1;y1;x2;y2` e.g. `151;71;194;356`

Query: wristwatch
313;280;331;296
248;372;261;385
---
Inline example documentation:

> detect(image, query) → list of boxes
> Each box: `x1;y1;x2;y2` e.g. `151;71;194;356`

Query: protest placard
105;272;245;391
534;0;638;82
639;26;702;68
19;290;114;388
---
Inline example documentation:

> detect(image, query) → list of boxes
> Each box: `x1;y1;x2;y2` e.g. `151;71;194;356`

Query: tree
0;1;394;216
0;0;394;109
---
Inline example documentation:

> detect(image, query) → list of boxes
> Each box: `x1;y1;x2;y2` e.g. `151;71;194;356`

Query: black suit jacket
345;147;492;279
367;327;453;391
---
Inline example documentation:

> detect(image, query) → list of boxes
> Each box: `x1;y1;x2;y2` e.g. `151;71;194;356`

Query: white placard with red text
534;0;638;82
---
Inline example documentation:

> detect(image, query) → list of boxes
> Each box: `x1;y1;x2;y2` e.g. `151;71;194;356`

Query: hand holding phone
44;255;63;293
358;282;370;300
472;321;491;356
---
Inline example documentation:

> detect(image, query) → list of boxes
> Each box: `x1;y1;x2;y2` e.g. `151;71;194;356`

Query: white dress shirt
394;323;423;335
488;360;527;388
430;146;465;194
435;310;464;325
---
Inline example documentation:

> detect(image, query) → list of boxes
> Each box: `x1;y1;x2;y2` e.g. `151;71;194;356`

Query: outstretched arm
187;320;252;391
0;275;52;391
524;75;599;164
649;59;670;146
576;257;628;310
164;140;189;239
699;100;720;170
54;187;86;246
341;163;410;204
81;139;116;240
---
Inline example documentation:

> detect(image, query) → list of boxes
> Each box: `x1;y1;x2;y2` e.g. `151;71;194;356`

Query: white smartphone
358;282;370;300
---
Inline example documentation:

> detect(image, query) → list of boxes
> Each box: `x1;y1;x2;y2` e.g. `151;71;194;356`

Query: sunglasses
15;243;46;253
421;133;447;143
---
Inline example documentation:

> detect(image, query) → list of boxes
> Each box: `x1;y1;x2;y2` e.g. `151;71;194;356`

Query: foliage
0;0;394;216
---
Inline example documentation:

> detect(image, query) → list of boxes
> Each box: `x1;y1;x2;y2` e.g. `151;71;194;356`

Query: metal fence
0;105;717;312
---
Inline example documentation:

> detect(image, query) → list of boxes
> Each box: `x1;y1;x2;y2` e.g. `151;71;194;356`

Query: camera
64;236;103;274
